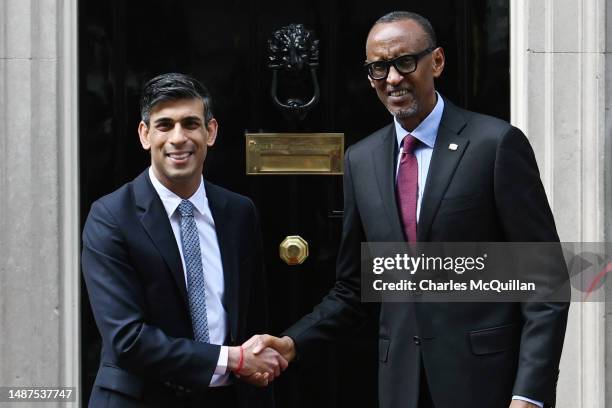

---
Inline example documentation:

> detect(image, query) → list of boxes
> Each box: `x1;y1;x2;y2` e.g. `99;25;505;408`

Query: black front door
79;1;509;406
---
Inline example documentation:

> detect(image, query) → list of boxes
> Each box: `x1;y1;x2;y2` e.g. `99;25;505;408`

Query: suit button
413;336;421;345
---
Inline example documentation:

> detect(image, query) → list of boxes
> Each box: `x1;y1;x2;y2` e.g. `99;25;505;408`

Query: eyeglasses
364;47;435;80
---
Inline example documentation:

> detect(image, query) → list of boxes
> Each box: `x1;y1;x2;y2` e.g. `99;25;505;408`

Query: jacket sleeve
283;147;371;358
493;126;569;406
82;200;220;391
234;199;276;407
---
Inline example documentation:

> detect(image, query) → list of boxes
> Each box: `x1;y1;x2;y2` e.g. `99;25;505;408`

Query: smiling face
138;97;218;198
366;19;445;131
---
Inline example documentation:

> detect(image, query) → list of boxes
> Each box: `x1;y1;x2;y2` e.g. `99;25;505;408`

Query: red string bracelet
234;346;244;374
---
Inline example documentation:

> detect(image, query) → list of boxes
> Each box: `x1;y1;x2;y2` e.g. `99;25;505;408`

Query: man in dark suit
252;11;569;408
82;73;286;408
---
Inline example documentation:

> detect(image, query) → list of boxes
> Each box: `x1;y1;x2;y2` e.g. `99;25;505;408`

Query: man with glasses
251;11;568;408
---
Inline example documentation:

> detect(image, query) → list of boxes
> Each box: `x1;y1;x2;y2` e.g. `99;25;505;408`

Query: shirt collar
394;91;444;149
148;167;207;218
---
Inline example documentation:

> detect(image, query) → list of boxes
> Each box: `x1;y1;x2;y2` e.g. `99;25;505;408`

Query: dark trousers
142;385;238;408
89;385;238;408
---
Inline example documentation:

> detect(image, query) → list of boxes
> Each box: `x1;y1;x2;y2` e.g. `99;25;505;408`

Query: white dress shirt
149;167;230;387
392;95;543;408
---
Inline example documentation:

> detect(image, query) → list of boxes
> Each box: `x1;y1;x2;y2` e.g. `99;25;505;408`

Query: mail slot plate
246;133;344;175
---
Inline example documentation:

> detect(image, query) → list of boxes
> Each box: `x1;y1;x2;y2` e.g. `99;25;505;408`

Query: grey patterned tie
178;199;210;343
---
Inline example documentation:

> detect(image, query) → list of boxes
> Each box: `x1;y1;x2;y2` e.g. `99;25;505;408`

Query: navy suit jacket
82;169;272;407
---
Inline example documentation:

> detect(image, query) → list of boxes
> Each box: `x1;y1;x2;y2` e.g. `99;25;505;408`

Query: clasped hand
230;334;296;387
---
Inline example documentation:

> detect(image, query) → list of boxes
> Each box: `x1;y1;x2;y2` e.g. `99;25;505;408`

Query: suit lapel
371;125;405;242
133;170;189;310
417;100;469;241
205;182;239;344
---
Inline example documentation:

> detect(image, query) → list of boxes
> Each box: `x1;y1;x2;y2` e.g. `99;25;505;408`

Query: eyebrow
153;115;203;125
181;116;203;123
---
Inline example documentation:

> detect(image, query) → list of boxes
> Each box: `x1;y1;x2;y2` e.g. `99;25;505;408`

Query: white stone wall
512;0;608;406
606;1;612;406
0;0;79;406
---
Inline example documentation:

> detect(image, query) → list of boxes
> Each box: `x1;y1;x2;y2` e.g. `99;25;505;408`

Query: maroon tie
396;135;419;242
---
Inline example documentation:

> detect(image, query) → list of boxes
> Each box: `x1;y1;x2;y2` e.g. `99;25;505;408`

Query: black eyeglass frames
364;47;436;80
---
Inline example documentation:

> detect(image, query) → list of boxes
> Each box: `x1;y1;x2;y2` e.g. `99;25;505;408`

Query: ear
432;47;445;79
138;121;151;150
205;118;219;147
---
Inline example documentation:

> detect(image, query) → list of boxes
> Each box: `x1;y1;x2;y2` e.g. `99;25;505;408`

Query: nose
168;123;188;144
386;65;404;86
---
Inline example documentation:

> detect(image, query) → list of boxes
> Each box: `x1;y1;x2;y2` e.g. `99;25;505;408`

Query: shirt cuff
512;395;544;407
214;346;229;375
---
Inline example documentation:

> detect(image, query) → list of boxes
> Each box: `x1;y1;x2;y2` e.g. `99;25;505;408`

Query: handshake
227;335;296;387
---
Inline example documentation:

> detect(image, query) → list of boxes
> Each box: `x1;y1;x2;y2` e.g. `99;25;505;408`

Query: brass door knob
279;235;309;265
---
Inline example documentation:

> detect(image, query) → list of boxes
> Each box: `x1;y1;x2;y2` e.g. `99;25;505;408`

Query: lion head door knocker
268;24;320;122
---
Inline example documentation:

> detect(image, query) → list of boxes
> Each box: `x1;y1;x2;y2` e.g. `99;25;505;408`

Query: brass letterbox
246;133;344;175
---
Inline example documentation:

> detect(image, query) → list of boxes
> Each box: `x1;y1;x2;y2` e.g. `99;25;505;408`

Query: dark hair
140;73;214;125
374;11;437;48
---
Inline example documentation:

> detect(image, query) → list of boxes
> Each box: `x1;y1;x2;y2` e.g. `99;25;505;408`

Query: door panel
79;1;509;406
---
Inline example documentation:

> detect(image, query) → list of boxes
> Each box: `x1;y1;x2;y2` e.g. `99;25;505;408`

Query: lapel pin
448;143;458;151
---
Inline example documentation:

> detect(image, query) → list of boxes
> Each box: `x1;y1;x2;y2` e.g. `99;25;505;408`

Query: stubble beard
391;99;419;120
